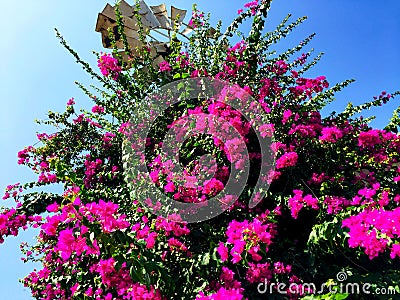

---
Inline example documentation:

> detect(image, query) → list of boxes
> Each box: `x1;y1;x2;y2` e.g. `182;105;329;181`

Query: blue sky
0;0;399;298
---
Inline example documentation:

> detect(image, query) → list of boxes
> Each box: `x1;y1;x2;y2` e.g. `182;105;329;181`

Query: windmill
95;0;195;67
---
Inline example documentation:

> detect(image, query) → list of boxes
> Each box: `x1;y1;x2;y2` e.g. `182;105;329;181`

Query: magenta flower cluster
217;216;276;263
343;208;400;259
288;190;319;219
97;53;122;80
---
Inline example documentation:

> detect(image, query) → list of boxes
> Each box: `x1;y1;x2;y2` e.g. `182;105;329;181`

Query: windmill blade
97;2;155;33
100;29;113;48
181;24;193;36
97;13;141;47
100;3;117;21
116;44;153;67
126;36;146;49
179;24;218;39
115;51;133;67
95;12;116;33
141;42;158;58
95;3;118;33
138;1;161;29
171;6;186;29
122;27;141;40
96;7;140;32
152;55;165;68
115;48;154;68
118;0;135;18
207;27;217;38
149;42;168;55
97;3;137;30
100;29;126;49
156;43;168;54
120;14;140;31
111;1;160;29
101;27;145;49
150;4;171;29
100;29;130;49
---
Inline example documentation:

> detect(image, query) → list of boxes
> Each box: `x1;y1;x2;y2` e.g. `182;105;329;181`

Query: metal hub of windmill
95;0;195;67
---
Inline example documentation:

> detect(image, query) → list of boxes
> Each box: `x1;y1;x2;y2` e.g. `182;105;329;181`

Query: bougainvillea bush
2;0;400;299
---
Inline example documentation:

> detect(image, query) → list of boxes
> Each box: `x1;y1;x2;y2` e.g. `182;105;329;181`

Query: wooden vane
95;0;195;67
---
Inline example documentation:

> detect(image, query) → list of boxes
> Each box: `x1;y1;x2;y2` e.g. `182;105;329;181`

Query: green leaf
202;253;210;265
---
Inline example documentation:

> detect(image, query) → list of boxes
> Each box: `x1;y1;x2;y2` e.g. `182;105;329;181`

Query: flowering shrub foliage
2;1;400;299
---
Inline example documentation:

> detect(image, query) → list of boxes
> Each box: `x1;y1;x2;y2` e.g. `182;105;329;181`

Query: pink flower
56;229;75;260
98;53;122;80
217;242;229;262
289;76;329;99
84;200;130;233
303;194;319;209
197;287;245;300
342;208;400;259
67;98;75;106
320;126;343;143
164;181;176;193
46;202;59;213
220;267;235;284
289;124;319;137
168;237;188;251
41;216;60;236
288;191;304;219
276;152;298;169
222;218;276;264
324;196;350;214
70;283;80;296
149;171;159;183
203;178;224;196
191;69;200;77
92;105;105;114
73;197;81;206
358;129;382;148
270;60;288;75
390;244;400;259
246;262;271;283
38;172;57;184
145;232;158;249
84;287;94;297
288;190;319;219
244;1;258;8
159;61;171;72
39;161;49;170
104;293;113;300
244;0;259;15
282;109;292;124
259;123;275;138
94;258;164;299
274;262;292;274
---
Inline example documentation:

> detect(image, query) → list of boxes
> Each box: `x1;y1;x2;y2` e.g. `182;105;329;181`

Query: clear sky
0;0;399;298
